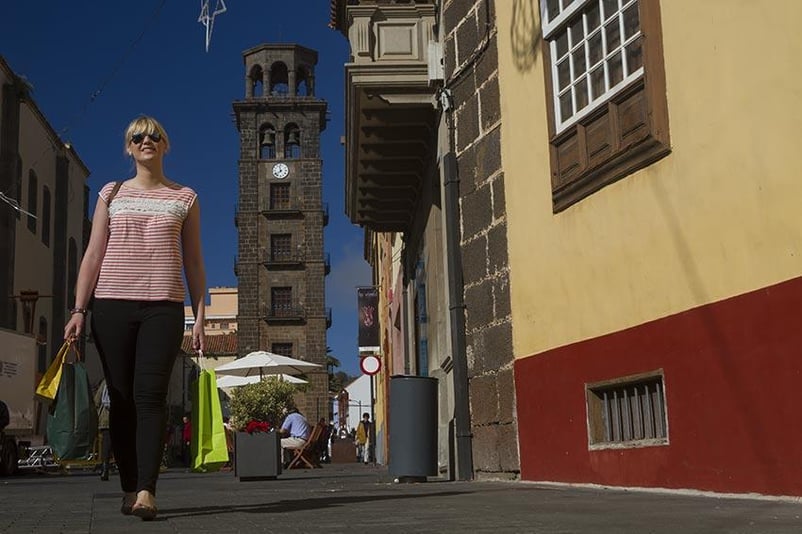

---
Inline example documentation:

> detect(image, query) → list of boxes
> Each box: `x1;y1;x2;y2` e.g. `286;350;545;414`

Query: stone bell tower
233;44;330;420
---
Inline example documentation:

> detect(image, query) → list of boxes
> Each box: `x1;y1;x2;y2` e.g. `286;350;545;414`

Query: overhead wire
3;0;170;216
60;0;169;140
21;0;168;175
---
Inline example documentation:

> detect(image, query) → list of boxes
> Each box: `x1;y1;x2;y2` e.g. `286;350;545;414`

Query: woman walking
64;116;207;521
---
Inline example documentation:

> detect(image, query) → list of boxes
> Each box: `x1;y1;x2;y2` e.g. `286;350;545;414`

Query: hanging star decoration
198;0;227;52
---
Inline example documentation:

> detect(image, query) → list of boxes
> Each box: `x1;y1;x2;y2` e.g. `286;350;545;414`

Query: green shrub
228;377;298;431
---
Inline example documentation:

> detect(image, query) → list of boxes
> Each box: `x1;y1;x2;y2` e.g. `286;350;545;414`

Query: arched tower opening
249;64;264;97
296;66;312;96
270;62;289;96
259;123;276;159
284;123;301;158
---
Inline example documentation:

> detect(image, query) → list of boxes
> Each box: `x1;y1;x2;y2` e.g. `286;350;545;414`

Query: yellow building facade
500;0;802;496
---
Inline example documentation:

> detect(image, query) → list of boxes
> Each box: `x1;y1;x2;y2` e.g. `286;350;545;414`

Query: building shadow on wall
511;0;542;73
648;175;780;490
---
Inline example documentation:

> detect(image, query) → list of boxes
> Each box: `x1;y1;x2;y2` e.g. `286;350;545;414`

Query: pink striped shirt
94;181;197;302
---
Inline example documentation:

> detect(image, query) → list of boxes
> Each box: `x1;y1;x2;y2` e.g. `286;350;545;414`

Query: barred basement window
586;372;668;448
540;0;670;211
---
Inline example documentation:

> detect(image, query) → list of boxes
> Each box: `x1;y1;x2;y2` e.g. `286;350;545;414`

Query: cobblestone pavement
2;463;801;533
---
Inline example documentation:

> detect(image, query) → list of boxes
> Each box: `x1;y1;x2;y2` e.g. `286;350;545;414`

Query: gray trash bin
389;375;437;479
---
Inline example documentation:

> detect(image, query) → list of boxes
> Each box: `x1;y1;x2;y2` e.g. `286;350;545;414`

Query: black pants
91;299;183;495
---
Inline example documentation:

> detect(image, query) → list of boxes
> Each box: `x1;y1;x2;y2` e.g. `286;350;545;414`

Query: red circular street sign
360;355;381;375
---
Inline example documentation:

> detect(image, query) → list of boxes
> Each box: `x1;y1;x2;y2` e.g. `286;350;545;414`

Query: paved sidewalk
1;463;801;533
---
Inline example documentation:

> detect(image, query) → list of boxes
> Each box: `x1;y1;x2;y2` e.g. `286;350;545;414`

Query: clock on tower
272;163;289;179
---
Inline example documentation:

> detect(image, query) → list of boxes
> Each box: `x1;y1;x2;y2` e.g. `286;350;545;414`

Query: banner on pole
357;287;380;352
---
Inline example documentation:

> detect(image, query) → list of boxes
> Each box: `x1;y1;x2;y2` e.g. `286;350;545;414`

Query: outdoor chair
287;424;323;469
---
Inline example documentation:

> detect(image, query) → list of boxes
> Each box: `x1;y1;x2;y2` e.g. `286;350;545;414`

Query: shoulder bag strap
107;181;123;206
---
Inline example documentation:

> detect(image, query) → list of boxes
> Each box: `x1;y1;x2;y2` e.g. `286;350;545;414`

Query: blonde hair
123;115;170;154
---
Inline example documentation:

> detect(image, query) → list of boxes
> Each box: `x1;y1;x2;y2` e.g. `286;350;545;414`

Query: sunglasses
130;131;162;145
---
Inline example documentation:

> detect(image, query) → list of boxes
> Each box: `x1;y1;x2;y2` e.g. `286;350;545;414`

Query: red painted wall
515;276;802;496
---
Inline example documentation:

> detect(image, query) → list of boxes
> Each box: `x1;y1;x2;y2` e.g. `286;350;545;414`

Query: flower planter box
234;430;282;481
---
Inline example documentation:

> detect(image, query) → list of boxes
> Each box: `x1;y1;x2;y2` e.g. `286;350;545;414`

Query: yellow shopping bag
35;340;79;403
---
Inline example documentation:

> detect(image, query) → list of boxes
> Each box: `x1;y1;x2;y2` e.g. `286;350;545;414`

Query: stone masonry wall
236;80;329;420
442;0;519;478
236;117;261;356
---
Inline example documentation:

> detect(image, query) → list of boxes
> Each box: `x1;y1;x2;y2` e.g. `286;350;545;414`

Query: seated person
276;401;311;463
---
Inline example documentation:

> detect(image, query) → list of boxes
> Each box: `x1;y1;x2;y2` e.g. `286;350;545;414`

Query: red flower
245;420;270;434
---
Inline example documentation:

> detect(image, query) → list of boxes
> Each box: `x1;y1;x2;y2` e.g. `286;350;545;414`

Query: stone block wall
442;0;519;477
236;133;261;356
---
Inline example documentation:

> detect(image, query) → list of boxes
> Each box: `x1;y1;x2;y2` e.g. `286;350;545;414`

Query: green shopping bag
46;355;98;460
190;368;229;472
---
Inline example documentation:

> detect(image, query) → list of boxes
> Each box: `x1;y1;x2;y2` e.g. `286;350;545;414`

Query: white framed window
539;0;669;212
543;0;643;133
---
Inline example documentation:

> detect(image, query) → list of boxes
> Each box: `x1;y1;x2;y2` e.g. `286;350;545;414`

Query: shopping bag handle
59;338;82;364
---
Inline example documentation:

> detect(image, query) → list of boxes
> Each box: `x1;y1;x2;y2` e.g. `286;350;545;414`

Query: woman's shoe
100;465;109;481
131;503;158;521
120;496;135;516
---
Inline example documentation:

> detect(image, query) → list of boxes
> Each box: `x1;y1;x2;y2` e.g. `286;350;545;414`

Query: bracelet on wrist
70;307;88;316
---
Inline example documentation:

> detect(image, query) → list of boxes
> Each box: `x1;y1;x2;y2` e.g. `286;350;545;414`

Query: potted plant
228;377;298;480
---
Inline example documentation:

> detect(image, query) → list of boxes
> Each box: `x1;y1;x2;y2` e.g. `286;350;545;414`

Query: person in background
316;418;332;464
222;416;234;470
63;116;207;521
94;380;112;481
182;414;192;468
355;412;371;464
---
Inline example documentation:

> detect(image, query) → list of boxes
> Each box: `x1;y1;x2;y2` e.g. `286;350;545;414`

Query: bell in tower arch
261;128;276;146
285;127;301;159
260;125;276;160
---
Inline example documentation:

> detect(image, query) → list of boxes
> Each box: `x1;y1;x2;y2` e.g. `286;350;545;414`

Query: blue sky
1;1;371;376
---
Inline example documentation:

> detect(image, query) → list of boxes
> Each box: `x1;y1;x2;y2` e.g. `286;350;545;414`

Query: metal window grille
589;376;666;445
271;287;293;316
269;183;290;210
270;234;292;261
543;0;643;132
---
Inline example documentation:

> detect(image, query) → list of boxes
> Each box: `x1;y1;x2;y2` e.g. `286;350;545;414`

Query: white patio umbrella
214;350;321;378
216;374;307;389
